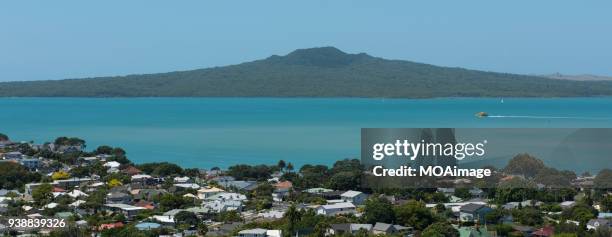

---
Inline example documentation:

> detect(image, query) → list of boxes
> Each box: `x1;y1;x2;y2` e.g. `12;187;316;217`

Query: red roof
99;222;124;230
274;181;293;189
52;187;65;192
122;166;141;175
532;226;554;237
134;200;155;210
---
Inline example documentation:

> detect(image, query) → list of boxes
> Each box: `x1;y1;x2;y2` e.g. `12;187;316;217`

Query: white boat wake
487;115;612;120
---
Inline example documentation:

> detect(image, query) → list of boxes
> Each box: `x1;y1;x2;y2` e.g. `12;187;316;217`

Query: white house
103;161;121;168
316;202;357;216
340;190;367;205
173;176;191;183
103;203;145;220
197;187;225;199
238;228;282;237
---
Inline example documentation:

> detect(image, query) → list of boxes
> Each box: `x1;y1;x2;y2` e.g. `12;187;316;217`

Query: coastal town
0;133;610;237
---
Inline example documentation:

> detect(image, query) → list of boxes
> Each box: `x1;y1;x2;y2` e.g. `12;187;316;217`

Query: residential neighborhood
0;134;611;237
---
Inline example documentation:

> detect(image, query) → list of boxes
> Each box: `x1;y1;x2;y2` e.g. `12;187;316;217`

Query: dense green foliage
137;162;183;177
0;162;41;189
54;136;85;146
421;222;459;237
227;164;277;181
3;47;612;98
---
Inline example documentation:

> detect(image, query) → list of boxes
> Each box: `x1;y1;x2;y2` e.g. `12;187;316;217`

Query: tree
0;133;9;141
512;207;543;226
454;188;471;199
175;211;199;228
216;210;242;222
108;178;122;188
32;183;53;206
504;153;545;178
394;200;437;230
285;204;301;236
421;222;459;237
54;137;85;146
286;163;294;173
562;204;596;226
328;171;360;190
594;169;612;189
0;162;41;189
95;145;113;154
277;160;286;171
51;171;70;180
485;208;505;224
363;197;395;224
197;223;208;236
601;195;612;212
159;194;189;211
137;162;183;177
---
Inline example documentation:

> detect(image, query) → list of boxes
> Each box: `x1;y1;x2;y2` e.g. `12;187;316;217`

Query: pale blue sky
1;0;611;81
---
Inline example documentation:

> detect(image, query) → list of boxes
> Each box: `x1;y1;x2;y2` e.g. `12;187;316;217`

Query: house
103;161;121;168
469;188;485;198
218;180;258;191
67;190;88;198
133;189;167;202
560;201;576;209
532;226;554;237
238;228;268;237
272;181;293;202
587;219;611;230
502;200;543;210
437;188;455;196
197;187;225;199
457;226;492;237
305;188;333;194
103;203;145;220
372;222;412;235
54;177;94;189
459;203;492;223
131;174;158;187
238;228;282;237
173;183;200;190
206;192;247;202
57;144;84;153
327;223;372;235
316;202;357;216
203;199;243;213
106;192;132;204
2;151;23;160
20;158;40;170
79;156;99;166
122;166;141;176
152;215;175;227
173;176;191;183
98;222;124;230
340;190;367;205
135;222;161;231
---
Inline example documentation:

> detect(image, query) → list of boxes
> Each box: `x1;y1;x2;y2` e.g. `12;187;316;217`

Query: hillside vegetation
2;47;612;98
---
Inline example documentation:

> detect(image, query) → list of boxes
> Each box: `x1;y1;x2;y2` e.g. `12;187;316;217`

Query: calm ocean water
1;97;611;168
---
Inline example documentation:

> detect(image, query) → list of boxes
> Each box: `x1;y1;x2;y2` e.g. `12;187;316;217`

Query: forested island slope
2;47;612;98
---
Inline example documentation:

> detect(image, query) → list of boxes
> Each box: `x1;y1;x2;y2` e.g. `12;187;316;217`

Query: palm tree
278;160;286;172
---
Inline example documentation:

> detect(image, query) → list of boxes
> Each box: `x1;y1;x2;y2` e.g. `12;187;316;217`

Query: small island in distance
2;46;612;98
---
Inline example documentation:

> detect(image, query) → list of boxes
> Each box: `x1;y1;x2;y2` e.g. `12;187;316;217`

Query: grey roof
373;222;393;232
460;203;486;213
107;192;130;199
330;223;351;232
239;228;268;235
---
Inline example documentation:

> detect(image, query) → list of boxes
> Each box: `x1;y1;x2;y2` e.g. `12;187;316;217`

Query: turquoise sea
1;98;611;169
